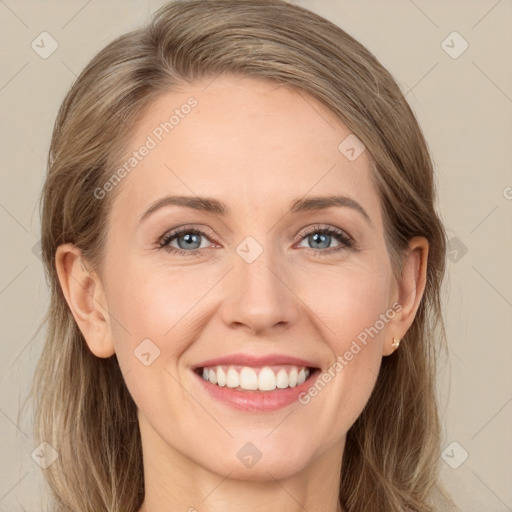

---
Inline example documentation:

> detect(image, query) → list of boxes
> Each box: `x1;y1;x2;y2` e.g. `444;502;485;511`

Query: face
92;75;403;479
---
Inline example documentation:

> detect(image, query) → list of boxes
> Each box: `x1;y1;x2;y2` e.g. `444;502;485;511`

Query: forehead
110;74;381;224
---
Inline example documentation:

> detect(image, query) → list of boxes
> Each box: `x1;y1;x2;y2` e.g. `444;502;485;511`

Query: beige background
1;0;511;510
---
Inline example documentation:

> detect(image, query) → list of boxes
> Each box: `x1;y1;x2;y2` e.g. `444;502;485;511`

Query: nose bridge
237;238;279;290
235;234;284;301
221;234;299;332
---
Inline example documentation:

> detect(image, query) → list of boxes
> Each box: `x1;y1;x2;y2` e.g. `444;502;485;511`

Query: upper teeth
201;365;310;391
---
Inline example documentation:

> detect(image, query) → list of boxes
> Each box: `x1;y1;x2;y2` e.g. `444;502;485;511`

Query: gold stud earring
391;337;401;349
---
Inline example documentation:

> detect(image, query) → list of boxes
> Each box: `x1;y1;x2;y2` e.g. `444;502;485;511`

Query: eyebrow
139;194;372;226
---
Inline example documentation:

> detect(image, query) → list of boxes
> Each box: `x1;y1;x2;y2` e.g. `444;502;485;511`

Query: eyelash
158;224;355;257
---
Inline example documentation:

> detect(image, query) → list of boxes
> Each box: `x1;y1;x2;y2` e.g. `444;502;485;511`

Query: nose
219;243;300;335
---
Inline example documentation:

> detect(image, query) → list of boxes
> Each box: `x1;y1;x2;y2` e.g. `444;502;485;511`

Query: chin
193;439;315;481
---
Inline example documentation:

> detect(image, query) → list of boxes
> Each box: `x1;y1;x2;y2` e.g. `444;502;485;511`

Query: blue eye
296;226;353;253
159;227;212;256
159;224;355;257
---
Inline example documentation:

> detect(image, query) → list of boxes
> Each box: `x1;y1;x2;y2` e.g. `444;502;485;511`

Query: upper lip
192;353;320;370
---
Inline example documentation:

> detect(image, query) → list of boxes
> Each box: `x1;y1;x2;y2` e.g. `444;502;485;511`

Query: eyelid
296;223;354;244
159;224;219;247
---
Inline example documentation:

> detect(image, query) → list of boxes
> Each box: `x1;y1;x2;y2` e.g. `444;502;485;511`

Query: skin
56;74;428;512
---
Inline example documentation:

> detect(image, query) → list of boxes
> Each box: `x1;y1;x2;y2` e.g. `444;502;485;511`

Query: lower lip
192;369;321;412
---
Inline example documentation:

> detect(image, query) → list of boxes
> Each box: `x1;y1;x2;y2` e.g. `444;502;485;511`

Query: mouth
190;353;322;411
193;364;319;392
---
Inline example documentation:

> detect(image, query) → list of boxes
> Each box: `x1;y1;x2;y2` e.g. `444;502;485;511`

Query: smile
191;353;321;411
197;365;311;392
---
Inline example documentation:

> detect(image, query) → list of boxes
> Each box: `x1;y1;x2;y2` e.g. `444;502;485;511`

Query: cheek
294;261;392;431
104;255;197;345
102;260;193;429
299;258;393;345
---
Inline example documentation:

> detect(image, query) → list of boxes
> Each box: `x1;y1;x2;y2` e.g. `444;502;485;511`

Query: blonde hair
29;1;457;510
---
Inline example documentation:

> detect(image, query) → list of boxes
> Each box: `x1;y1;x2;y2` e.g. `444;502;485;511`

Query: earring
391;337;401;349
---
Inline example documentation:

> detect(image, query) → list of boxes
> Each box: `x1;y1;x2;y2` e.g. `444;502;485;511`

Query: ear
55;243;115;358
382;236;429;356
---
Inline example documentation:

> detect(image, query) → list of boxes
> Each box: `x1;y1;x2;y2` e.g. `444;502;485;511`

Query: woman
30;0;458;510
